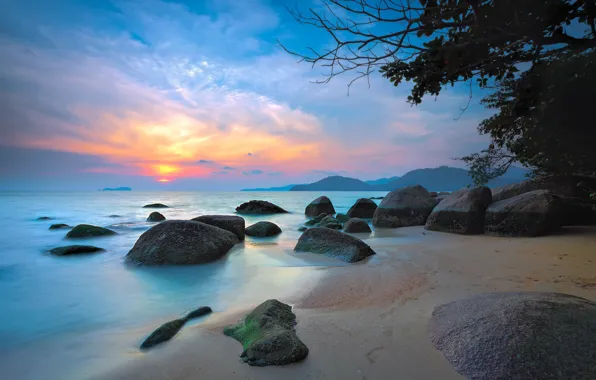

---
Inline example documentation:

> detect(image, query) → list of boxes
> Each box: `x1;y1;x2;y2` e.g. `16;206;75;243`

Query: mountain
290;176;371;191
100;187;131;191
242;184;296;191
365;176;400;186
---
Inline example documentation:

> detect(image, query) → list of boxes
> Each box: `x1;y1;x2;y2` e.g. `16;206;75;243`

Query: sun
157;178;170;183
155;164;180;175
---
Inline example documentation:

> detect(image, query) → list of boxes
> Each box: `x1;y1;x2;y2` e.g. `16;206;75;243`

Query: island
100;187;132;191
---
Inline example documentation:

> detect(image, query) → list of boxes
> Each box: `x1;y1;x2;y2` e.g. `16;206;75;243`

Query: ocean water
0;191;387;379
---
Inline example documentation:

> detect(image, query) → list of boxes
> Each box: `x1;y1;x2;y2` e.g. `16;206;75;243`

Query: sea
0;191;387;380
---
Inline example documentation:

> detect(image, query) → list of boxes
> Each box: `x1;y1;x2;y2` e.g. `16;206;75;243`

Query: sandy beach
89;226;596;380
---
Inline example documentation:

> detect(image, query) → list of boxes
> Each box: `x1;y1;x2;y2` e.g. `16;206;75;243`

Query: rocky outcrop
372;185;436;228
319;215;342;230
147;212;165;222
66;224;117;238
126;220;239;265
305;196;335;217
223;300;308;366
429;292;596;380
245;221;282;237
49;245;105;256
346;198;378;218
49;223;70;230
343;218;371;233
236;200;288;214
425;187;492;234
140;306;212;350
294;227;375;263
142;203;169;208
491;177;590;202
485;190;562;237
192;215;246;240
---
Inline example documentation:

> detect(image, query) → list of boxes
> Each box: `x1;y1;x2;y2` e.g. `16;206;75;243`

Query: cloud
247;153;253;157
268;171;283;176
197;159;217;165
242;169;264;175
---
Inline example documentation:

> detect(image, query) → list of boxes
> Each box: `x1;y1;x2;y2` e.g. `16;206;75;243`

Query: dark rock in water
298;226;308;232
294;227;375;263
319;215;342;230
191;215;245;240
140;318;186;350
36;216;53;221
49;223;70;230
147;212;165;222
428;292;596;380
49;245;105;256
245;221;282;237
425;187;492;235
142;203;169;209
343;218;371;233
236;200;288;214
108;215;122;218
126;220;239;265
346;198;378;219
66;224;117;238
373;185;436;228
304;213;330;226
335;213;350;223
223;299;308;366
305;196;335;217
369;196;384;200
485;190;562;237
185;306;212;320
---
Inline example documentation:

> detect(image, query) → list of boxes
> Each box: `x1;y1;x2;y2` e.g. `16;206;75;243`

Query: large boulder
305;196;335;217
491;177;592;202
223;299;308;366
66;224;117;238
236;200;288;214
294;227;375;263
143;203;169;208
428;292;596;380
245;221;282;237
147;212;165;222
192;215;245;241
346;198;378;218
319;215;342;230
335;213;350;223
49;245;104;256
126;220;239;265
372;185;436;228
425;187;492;234
140;306;212;350
343;218;371;233
485;190;562;237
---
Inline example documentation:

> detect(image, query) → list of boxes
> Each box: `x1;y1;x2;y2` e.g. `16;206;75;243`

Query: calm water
0;191;387;379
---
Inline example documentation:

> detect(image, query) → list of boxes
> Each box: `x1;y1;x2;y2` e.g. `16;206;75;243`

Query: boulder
192;215;245;240
430;191;438;197
372;185;436;228
236;200;288;215
319;215;342;230
142;203;169;208
140;306;212;350
485;190;562;237
491;177;591;202
49;223;70;230
36;216;53;221
298;226;308;232
346;198;378;219
49;245;105;256
126;220;239;265
425;187;492;234
223;299;308;366
294;227;375;263
147;212;165;222
343;218;371;233
335;213;350;223
305;196;335;217
304;213;330;226
245;221;282;237
66;224;117;238
428;292;596;380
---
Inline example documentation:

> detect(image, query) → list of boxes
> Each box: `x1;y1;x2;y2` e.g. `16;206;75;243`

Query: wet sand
90;226;596;380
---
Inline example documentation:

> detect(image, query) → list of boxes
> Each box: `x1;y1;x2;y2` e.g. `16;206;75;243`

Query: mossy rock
66;224;117;238
304;213;329;226
223;299;308;366
143;203;169;208
49;245;105;256
49;223;71;230
335;213;350;223
319;215;342;230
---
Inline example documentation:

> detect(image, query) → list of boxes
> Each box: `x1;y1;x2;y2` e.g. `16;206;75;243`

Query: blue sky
0;0;492;190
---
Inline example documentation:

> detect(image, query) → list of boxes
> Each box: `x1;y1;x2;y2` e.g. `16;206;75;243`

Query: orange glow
157;178;170;183
155;164;180;175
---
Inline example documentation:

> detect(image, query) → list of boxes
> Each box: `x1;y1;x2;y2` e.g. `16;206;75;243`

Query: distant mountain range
241;166;530;192
241;184;296;191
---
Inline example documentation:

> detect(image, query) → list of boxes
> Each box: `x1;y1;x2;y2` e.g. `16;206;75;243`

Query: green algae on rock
223;299;308;366
66;224;117;238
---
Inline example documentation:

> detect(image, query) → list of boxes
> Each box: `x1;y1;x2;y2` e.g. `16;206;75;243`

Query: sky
0;0;493;191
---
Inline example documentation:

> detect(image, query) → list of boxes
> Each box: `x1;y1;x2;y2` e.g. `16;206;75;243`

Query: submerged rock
429;292;596;380
304;213;330;226
49;245;104;256
223;299;308;366
245;221;282;237
126;220;239;265
191;215;245;240
49;223;70;230
319;215;342;230
294;227;375;263
108;215;122;218
346;198;378;219
140;306;213;350
66;224;117;238
343;218;371;233
305;196;335;217
236;200;288;215
36;216;53;221
147;212;165;222
142;203;169;209
335;213;350;223
425;186;492;234
373;185;435;228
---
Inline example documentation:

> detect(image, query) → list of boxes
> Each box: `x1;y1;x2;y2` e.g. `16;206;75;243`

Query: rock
437;191;450;196
66;224;117;238
294;227;375;263
236;200;288;214
369;196;384;200
491;177;588;202
346;198;378;218
108;215;122;218
49;245;105;256
343;218;371;233
140;318;186;350
49;223;70;230
298;226;308;232
335;213;350;223
305;196;335;217
435;194;449;204
126;220;239;265
223;299;308;366
428;292;596;380
485;190;562;237
425;187;492;234
185;306;212;320
305;213;330;226
245;221;282;237
142;203;169;208
147;212;165;222
319;215;342;230
430;191;438;197
192;215;246;240
372;185;436;228
36;216;53;221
